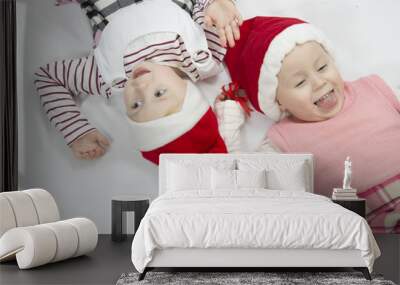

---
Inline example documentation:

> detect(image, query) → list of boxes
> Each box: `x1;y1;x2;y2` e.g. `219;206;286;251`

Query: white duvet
131;190;380;273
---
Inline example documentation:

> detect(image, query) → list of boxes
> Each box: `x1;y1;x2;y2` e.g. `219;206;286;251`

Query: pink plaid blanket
359;174;400;234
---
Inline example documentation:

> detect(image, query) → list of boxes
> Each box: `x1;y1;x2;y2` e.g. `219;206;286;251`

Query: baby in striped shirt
35;0;242;162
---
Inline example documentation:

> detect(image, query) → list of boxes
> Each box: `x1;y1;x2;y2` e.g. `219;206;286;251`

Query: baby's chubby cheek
136;98;180;122
122;87;134;112
156;97;180;117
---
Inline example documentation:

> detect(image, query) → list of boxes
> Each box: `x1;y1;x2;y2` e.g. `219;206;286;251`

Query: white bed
131;154;380;280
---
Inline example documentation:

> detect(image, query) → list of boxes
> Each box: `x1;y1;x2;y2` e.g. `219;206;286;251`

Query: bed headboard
159;153;314;195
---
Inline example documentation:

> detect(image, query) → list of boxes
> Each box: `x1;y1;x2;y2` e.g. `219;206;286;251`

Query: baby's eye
154;89;167;98
132;101;143;110
318;64;327;71
295;80;305;88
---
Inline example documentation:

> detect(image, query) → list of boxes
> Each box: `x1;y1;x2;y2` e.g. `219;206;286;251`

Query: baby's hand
69;130;110;160
204;0;243;48
214;93;227;104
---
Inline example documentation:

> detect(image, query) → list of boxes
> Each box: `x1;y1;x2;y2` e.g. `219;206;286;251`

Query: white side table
111;195;150;242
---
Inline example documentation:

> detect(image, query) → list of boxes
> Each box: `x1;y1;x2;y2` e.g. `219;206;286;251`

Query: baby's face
276;41;345;122
123;62;186;122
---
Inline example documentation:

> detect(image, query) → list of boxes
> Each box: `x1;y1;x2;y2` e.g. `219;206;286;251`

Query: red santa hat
225;17;334;121
126;81;227;164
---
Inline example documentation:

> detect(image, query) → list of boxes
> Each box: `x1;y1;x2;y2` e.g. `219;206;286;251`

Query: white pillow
237;159;308;191
267;167;307;191
167;163;210;191
236;169;267;189
166;159;236;191
211;168;267;190
211;168;236;190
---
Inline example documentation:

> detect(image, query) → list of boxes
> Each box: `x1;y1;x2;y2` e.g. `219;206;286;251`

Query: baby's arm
381;78;400;113
214;96;245;153
190;0;241;80
202;0;242;48
34;51;110;160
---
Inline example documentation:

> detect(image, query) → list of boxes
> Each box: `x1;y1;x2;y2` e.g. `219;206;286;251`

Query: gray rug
116;271;396;285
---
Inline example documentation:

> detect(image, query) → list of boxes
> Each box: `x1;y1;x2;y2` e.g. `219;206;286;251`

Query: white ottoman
0;189;98;269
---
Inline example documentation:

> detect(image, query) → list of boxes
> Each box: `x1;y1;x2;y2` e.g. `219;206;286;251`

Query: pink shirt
268;75;400;197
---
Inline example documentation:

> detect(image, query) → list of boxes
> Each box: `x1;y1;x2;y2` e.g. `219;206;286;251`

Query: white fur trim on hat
125;81;209;151
258;23;334;121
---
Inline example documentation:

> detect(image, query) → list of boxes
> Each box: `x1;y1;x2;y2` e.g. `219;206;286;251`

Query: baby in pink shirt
216;17;400;233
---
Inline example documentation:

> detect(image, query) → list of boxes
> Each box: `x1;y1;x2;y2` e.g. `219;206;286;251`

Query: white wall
17;0;399;282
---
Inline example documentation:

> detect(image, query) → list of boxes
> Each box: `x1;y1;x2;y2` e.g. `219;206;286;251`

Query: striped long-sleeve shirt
35;1;225;146
34;52;108;145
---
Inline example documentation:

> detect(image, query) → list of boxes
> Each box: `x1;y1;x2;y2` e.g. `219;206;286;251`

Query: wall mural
34;0;399;234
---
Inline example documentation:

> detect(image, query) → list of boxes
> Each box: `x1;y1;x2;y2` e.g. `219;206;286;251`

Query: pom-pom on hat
125;81;227;164
225;17;334;121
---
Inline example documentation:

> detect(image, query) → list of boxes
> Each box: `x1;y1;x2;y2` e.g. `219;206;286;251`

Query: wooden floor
1;234;398;284
0;235;133;285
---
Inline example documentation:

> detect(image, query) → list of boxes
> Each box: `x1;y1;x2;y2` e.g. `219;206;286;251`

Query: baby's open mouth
132;67;150;79
314;89;337;110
